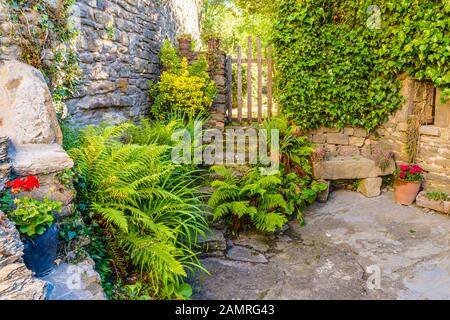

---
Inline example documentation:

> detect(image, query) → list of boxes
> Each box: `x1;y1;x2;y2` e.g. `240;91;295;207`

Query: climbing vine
5;0;80;109
272;0;450;131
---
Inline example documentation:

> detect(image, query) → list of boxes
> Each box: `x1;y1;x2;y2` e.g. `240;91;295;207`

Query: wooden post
247;36;253;123
267;46;273;118
237;46;243;124
227;55;233;122
257;37;263;123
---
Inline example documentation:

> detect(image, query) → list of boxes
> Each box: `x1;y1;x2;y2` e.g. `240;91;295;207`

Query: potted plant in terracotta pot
393;164;425;205
177;34;192;52
6;176;62;277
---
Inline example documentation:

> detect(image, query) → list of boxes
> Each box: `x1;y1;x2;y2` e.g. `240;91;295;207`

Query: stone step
10;143;73;176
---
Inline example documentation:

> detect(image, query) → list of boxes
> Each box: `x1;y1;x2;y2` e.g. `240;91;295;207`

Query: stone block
116;79;128;94
419;126;440;137
416;191;450;214
353;128;368;137
349;137;365;147
357;178;382;198
343;127;354;135
313;156;395;180
327;133;349;145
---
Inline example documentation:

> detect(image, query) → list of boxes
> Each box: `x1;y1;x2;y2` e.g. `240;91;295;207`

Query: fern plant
70;120;209;299
208;166;289;233
209;164;327;233
261;116;314;175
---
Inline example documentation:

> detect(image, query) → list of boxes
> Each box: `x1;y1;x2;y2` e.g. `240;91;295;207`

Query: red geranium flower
399;172;406;179
399;165;410;171
22;176;40;191
5;176;40;193
410;165;423;174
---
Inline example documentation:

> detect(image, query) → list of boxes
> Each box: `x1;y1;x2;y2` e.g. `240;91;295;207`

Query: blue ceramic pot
22;223;59;277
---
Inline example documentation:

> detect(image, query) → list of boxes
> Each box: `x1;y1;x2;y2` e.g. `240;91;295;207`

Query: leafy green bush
272;0;450;131
8;197;61;237
150;41;217;119
70;121;209;299
209;166;326;232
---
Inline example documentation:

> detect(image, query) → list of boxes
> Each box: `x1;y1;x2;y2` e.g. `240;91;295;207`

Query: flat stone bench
313;155;395;198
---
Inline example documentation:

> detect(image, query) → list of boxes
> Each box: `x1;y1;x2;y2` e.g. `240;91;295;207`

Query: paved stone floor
193;190;450;300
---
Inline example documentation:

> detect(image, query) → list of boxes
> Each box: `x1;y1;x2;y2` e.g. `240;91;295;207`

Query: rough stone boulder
0;60;62;146
0;60;74;214
0;213;47;300
313;156;395;180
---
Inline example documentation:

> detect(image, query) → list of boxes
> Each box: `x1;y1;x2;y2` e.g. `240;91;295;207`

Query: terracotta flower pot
394;180;421;205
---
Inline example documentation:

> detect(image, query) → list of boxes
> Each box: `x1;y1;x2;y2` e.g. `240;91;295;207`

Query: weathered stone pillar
206;46;227;131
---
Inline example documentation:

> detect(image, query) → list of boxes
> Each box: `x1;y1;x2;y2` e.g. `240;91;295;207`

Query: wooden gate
226;36;276;124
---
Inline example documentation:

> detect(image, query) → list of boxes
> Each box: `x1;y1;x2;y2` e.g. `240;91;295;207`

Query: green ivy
5;0;80;104
272;0;450;131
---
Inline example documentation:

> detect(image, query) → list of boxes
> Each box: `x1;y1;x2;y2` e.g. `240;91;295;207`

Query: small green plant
0;188;14;213
426;191;449;202
261;116;314;174
8;197;62;237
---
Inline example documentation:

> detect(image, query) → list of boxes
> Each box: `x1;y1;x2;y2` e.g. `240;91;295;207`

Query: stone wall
0;0;201;126
308;77;450;192
67;0;201;126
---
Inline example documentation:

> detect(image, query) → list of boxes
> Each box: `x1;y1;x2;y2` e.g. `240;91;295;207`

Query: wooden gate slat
267;46;273;119
257;37;263;123
247;36;253;123
237;46;243;124
226;55;232;122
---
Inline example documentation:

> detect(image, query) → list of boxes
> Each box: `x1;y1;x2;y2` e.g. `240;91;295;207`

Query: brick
327;133;349;145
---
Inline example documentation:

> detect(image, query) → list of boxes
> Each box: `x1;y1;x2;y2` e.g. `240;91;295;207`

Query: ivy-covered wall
273;0;450;131
67;0;201;126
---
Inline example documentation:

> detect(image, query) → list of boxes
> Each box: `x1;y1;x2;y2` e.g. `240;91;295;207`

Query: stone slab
313;156;395;180
11;143;73;176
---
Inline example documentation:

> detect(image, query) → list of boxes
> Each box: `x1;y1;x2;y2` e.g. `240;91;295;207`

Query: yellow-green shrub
150;41;217;118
